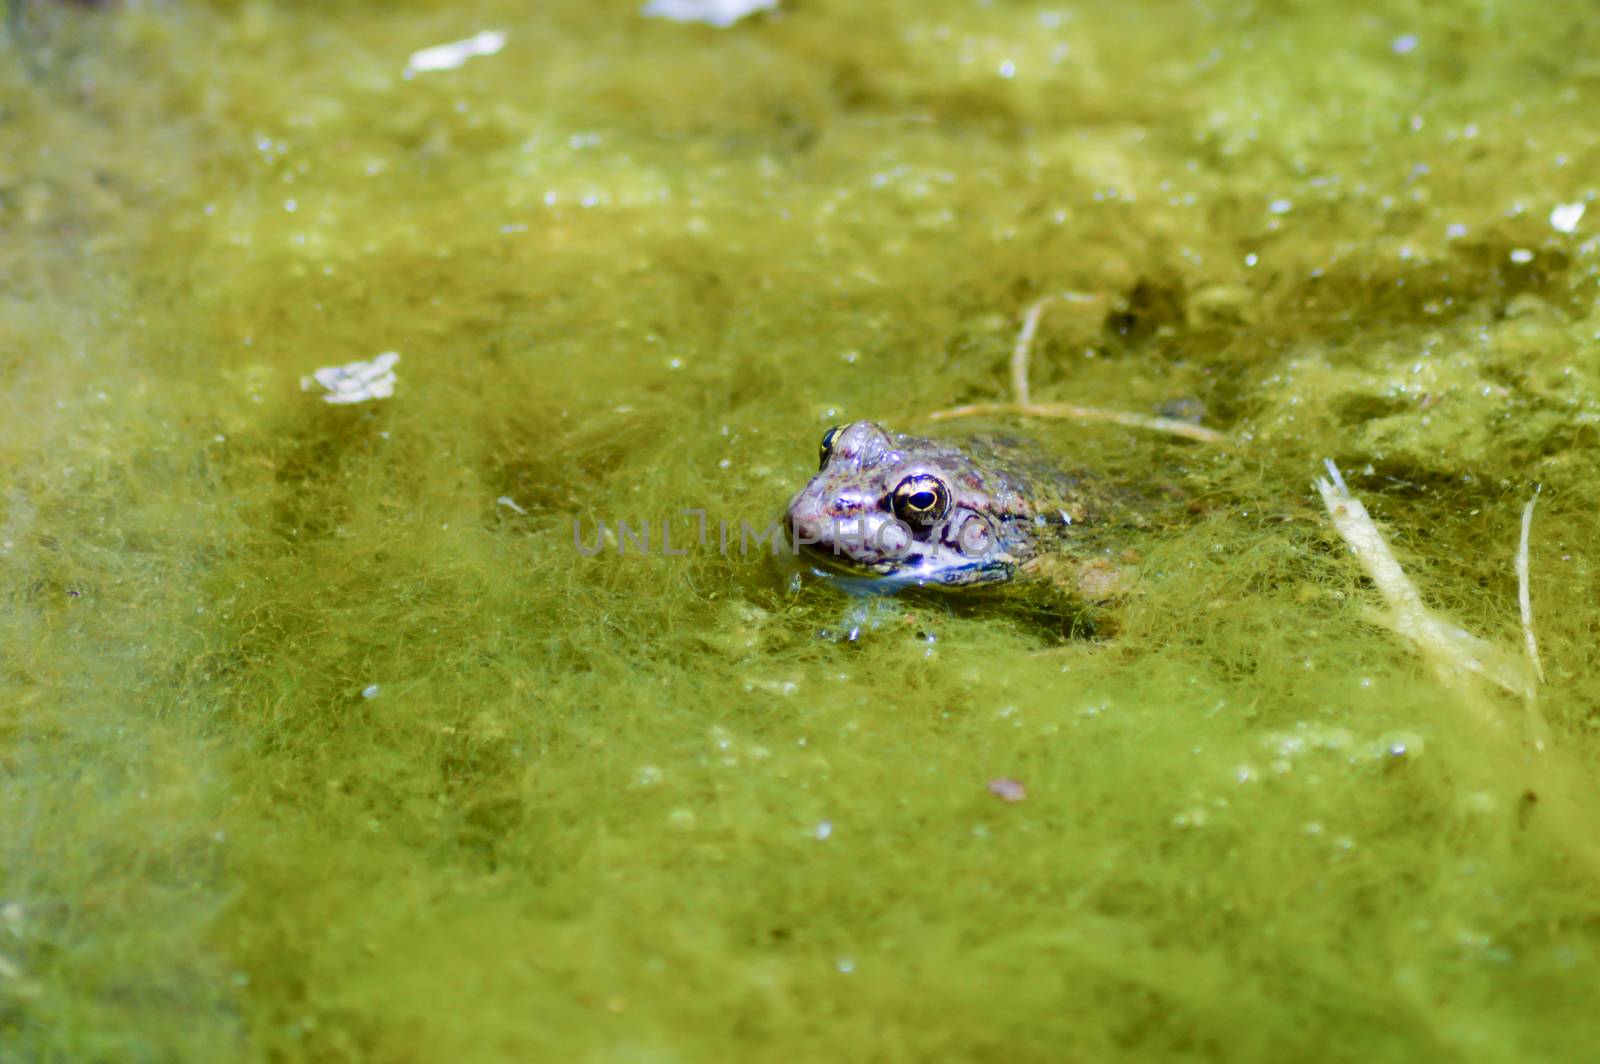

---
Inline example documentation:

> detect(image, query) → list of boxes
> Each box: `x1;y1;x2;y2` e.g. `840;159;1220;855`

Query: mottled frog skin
786;420;1137;593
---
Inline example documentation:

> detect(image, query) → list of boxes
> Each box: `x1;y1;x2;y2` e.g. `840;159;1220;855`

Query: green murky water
5;1;1600;1059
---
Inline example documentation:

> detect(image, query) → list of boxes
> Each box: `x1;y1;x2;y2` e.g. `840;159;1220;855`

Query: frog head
785;420;1037;589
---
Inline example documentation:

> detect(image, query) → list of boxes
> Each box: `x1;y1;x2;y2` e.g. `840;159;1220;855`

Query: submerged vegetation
4;0;1600;1059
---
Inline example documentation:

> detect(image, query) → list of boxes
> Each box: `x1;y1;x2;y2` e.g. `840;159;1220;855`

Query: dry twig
1315;460;1538;710
923;293;1230;446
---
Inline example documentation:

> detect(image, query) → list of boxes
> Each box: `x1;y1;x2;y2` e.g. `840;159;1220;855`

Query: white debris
1390;34;1419;55
302;352;400;405
986;777;1027;803
362;684;381;699
1550;201;1585;235
641;0;778;28
1509;248;1535;264
405;30;506;75
496;496;528;515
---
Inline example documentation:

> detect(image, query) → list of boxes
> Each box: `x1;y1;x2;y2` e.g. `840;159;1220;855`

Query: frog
785;419;1157;600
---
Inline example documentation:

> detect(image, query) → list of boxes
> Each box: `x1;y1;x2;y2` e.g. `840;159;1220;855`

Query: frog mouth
792;536;1015;590
795;542;897;577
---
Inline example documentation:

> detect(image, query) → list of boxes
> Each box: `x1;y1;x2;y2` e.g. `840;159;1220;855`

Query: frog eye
890;474;950;526
817;425;841;470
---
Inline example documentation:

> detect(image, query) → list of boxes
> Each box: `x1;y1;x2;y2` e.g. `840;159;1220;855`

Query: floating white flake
405;30;506;75
1550;202;1585;234
1509;248;1535;264
986;778;1027;803
302;352;400;404
641;0;778;28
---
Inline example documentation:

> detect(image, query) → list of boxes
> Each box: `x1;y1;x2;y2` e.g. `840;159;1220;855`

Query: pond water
4;1;1600;1059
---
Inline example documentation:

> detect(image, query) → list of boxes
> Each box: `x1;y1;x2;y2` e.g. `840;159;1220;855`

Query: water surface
4;2;1600;1059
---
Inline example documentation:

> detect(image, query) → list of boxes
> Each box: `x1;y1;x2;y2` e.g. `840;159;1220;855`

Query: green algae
5;1;1600;1060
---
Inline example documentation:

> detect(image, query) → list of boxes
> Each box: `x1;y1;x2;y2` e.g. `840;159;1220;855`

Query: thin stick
926;400;1229;445
1008;292;1104;405
1315;460;1535;705
1010;296;1051;405
1517;487;1546;686
925;292;1231;446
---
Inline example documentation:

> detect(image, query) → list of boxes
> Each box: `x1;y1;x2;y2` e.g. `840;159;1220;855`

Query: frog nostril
789;515;821;542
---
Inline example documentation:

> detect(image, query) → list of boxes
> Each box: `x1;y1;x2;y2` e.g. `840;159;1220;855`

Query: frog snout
786;492;826;544
788;493;858;546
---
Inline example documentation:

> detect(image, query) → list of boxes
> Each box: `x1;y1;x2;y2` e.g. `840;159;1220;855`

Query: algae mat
5;1;1600;1060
